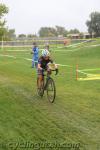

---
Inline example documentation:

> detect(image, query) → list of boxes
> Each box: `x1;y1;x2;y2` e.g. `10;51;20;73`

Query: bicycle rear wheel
37;78;44;97
47;78;56;103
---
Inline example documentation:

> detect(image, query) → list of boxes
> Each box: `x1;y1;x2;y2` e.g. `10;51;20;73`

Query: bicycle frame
43;73;51;90
37;69;57;102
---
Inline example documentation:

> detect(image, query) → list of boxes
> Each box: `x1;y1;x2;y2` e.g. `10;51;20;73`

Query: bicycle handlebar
41;68;58;76
48;68;58;75
53;68;58;75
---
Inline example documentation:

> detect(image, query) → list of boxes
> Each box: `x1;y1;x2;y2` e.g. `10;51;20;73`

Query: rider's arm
31;47;34;54
38;63;43;70
34;47;39;54
38;57;44;70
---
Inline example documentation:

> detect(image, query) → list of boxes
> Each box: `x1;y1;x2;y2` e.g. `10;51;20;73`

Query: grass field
0;39;100;150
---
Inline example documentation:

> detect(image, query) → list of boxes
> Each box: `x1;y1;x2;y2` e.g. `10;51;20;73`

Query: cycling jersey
32;47;39;61
38;56;53;70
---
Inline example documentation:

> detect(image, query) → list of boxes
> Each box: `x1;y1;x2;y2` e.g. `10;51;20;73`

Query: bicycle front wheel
47;78;56;103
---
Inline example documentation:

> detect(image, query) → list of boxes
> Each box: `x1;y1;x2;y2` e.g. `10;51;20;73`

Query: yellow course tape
78;75;100;81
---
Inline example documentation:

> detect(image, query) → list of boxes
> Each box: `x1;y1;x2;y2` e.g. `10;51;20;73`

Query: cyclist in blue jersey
31;42;39;68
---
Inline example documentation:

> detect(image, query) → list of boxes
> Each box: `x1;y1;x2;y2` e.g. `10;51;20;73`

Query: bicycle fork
44;77;50;90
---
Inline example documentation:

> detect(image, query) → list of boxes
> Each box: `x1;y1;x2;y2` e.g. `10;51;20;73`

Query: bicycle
37;66;58;103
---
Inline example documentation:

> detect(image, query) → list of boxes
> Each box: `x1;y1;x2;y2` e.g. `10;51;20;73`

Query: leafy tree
0;3;8;18
38;26;68;37
68;28;80;34
55;26;68;36
18;34;26;38
0;3;9;40
27;34;37;38
8;29;16;39
86;12;100;37
38;27;57;37
38;26;81;37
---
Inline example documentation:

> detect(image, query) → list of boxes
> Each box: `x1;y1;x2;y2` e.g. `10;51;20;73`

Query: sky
1;0;100;35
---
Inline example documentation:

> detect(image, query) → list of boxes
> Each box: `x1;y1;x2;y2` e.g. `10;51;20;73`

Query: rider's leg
37;69;44;89
35;61;38;69
37;75;43;89
32;60;34;68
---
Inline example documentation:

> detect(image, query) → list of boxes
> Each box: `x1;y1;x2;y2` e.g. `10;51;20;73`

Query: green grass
0;39;100;150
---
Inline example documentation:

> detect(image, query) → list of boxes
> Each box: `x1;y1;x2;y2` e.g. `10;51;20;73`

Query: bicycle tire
46;78;56;103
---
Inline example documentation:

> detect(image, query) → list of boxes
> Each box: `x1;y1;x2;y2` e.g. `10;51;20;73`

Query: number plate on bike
47;63;56;70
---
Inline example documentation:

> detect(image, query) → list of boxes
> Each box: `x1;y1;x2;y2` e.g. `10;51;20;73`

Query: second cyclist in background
31;42;39;68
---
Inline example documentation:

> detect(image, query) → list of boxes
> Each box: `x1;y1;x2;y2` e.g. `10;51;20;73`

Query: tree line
0;3;16;40
0;3;100;40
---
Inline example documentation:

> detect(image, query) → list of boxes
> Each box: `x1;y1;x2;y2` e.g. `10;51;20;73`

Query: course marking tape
78;76;100;81
56;63;72;67
78;69;100;76
57;40;91;48
53;47;81;52
0;55;69;67
0;54;16;59
6;50;30;51
78;69;100;80
84;44;100;48
24;58;32;61
78;70;92;75
1;43;100;53
0;54;100;81
69;40;91;47
24;58;72;67
81;68;100;71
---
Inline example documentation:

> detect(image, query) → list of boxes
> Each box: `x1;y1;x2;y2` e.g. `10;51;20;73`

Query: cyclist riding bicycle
37;49;58;89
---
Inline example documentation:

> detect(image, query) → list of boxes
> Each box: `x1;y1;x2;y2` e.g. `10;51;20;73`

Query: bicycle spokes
37;75;56;102
47;78;56;103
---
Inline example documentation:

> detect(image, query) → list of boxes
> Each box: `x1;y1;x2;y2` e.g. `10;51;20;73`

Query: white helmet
42;49;50;57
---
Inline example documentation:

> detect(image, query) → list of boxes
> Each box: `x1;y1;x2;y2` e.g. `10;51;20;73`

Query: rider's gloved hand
55;68;59;75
